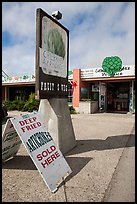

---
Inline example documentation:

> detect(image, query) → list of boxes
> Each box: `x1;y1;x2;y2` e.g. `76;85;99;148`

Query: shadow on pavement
66;134;135;156
2;155;92;186
2;126;135;188
2;133;134;190
57;156;93;188
2;134;134;171
2;155;37;170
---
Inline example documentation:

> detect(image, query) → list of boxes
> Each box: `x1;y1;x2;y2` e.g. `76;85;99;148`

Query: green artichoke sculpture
102;56;122;77
46;28;65;59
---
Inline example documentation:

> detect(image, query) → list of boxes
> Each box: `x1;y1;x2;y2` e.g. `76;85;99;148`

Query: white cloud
2;40;35;76
69;2;135;69
2;2;135;76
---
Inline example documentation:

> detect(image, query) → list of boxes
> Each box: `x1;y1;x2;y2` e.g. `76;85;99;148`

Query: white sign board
40;15;68;78
2;119;22;162
81;65;135;78
10;112;72;192
39;47;66;78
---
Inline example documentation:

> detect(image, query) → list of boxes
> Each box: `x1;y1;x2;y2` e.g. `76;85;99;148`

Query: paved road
2;111;135;202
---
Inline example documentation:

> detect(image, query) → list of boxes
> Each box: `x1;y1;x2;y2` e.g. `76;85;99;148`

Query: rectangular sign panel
81;65;135;79
2;119;22;162
39;47;67;78
10;112;72;192
35;8;69;99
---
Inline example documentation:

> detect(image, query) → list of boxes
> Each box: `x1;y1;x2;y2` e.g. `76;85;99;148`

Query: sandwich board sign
2;113;72;193
2;119;22;162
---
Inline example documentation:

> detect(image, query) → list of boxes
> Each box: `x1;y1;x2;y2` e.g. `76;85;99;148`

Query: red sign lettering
36;145;60;168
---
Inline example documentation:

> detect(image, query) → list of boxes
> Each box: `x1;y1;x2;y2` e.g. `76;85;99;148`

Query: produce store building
68;65;135;114
2;74;35;101
2;65;135;114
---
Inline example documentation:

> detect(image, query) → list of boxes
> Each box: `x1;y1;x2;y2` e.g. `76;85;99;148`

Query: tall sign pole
35;8;76;154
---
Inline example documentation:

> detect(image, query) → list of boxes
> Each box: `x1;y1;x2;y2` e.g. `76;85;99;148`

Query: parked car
2;103;8;120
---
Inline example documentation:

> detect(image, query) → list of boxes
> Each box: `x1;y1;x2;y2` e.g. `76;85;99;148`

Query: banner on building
3;112;72;192
2;74;35;83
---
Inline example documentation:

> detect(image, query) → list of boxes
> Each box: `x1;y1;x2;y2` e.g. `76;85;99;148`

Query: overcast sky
2;2;135;76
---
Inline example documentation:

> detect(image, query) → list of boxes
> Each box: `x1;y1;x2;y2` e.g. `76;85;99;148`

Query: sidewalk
2;112;135;202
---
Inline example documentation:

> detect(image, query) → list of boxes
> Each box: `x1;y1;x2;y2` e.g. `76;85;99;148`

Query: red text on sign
21;122;41;132
19;117;42;132
36;145;60;168
19;117;37;126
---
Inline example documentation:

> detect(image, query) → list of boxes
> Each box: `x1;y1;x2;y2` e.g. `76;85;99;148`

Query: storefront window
91;83;99;101
107;82;129;112
9;86;35;101
91;92;99;101
80;87;88;100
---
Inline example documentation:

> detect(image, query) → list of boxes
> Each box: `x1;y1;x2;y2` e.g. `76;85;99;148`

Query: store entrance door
107;82;129;113
99;82;107;112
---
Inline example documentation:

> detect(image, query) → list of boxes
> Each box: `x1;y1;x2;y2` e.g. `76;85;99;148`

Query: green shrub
23;93;40;112
3;93;40;112
16;100;26;111
4;95;75;114
3;100;26;111
3;100;12;111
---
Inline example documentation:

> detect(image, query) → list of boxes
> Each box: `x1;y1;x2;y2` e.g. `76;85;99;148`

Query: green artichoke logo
102;56;122;77
46;29;65;59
